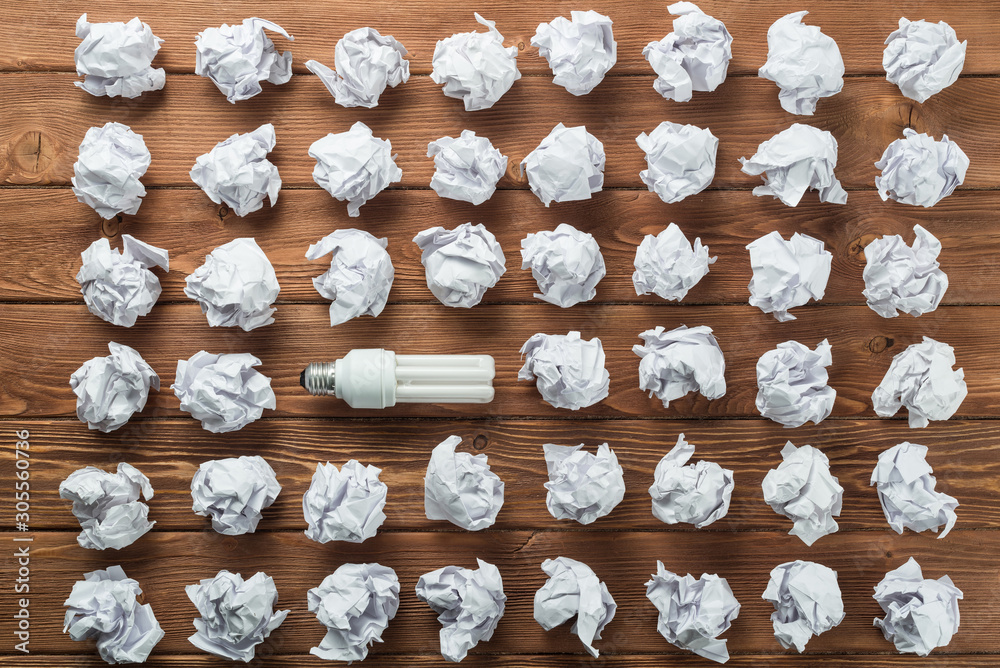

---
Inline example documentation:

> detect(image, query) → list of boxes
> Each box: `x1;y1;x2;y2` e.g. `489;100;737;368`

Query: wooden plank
1;303;997;419
3;74;999;189
3;188;1000;307
2;0;999;76
0;531;995;656
6;418;996;532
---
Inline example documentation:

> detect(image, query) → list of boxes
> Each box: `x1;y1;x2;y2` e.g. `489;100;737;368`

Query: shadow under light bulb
300;349;495;408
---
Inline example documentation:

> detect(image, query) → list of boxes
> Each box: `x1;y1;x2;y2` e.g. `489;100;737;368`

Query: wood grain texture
3;74;1000;189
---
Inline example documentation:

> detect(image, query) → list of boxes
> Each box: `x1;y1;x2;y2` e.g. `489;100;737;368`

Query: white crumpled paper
428;130;508;205
875;129;969;208
413;222;506;308
310;121;402;217
646;562;740;664
191;456;280;535
747;231;832;321
305;28;409;108
77;235;168;327
884;18;966;103
763;560;844;652
63;565;164;664
864;225;948;318
756;339;836;427
532;11;616;96
70;341;158;433
643;2;732;102
535;557;616;657
184;238;280;331
521;224;605;307
874;558;963;656
431;13;520;111
173;352;276;433
634;325;726;408
60;462;154;551
308;563;400;662
650;434;733;527
306;230;394;327
190;124;281;217
762;442;843;546
415;559;506;662
195;18;293;103
72;122;151;219
543;443;625;524
872;336;967;428
187;570;289;661
637;122;717;203
425;435;504;531
872;441;958;538
303;460;387;543
740;124;847;206
74;14;164;98
759;11;843;115
521;124;605;206
633;223;715;301
519;331;609;410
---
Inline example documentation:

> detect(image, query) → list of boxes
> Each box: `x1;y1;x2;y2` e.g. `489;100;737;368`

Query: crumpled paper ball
428;130;508;205
415;559;506;662
756;339;836;428
884;18;966;103
63;565;164;664
191;455;280;535
60;462;155;551
650;433;733;527
521;123;605;206
519;331;610;410
310;121;402;217
740;124;848;206
762;442;843;546
634;325;726;408
633;223;715;301
303;460;387;543
758;11;844;115
535;557;616;657
305;27;409;108
172;351;276;433
646;562;740;664
186;570;289;661
875;129;969;208
306;229;394;327
190;123;281;217
195;18;293;103
747;231;832;322
637;122;717;203
77;235;168;327
72;122;151;219
521;223;605;307
308;563;400;662
872;441;958;538
643;2;733;102
543;443;625;524
74;13;165;98
425;435;504;531
762;560;845;652
532;11;616;96
872;336;967;428
873;558;962;656
431;13;520;111
413;222;506;308
184;237;280;331
70;341;159;433
864;224;948;318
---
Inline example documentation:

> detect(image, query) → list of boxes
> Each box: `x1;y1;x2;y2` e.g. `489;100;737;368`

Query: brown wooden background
1;1;999;666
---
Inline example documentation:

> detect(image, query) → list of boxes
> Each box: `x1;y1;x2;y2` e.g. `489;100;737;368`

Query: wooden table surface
1;1;999;666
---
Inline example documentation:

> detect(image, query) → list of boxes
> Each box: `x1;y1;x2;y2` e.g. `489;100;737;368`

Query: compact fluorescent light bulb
300;349;495;408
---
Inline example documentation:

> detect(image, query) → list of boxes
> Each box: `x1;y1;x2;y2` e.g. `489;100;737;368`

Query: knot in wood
848;234;877;264
102;214;122;238
868;336;893;354
10;130;55;179
473;434;489;450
